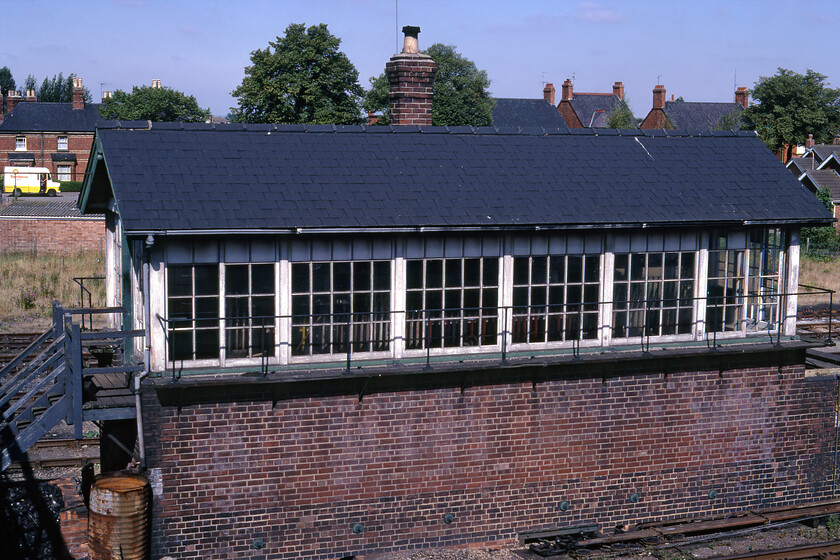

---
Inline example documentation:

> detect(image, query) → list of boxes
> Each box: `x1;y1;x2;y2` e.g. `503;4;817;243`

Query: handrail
72;276;104;330
157;285;836;376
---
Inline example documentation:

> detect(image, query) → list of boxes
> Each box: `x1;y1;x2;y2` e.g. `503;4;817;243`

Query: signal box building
80;29;835;560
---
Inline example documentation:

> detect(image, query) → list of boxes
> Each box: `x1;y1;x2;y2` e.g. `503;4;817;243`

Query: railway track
707;541;840;560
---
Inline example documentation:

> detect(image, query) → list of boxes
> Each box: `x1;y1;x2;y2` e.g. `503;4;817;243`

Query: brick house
640;84;748;130
555;79;629;128
788;141;840;232
0;78;99;183
79;28;835;560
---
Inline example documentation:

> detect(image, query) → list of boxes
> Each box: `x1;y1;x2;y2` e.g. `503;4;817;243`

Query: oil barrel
88;471;150;560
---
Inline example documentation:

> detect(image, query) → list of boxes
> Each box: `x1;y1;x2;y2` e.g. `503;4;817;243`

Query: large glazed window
167;264;219;360
706;234;746;332
225;263;275;358
406;258;499;349
613;252;695;338
291;261;391;356
746;228;785;331
512;254;600;343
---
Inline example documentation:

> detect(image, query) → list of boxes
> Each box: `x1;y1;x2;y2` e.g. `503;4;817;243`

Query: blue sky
3;0;839;118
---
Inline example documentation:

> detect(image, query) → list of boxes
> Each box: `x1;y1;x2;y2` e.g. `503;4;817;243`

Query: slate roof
0;103;103;133
0;198;101;219
492;99;568;129
810;144;840;165
80;123;832;234
569;94;622;128
799;169;840;201
663;101;743;130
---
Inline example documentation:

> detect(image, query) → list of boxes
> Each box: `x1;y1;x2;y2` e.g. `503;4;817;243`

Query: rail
72;276;105;330
158;284;835;380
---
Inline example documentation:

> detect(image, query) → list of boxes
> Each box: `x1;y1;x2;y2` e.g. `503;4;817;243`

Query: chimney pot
6;90;22;115
612;81;624;100
72;77;85;109
653;84;666;110
152;79;162;89
401;25;421;54
562;79;573;101
544;83;556;106
25;89;37;102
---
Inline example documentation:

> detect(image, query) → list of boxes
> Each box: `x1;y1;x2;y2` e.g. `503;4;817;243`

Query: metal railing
158;284;835;379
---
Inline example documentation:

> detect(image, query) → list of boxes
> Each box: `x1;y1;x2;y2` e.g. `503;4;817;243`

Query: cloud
575;2;626;24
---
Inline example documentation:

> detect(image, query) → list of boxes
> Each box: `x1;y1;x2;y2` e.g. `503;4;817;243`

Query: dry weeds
798;256;840;308
0;251;105;333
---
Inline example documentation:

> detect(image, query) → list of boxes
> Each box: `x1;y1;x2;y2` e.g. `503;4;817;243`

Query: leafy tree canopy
36;73;92;103
364;43;493;126
231;23;364;124
99;85;210;122
711;109;744;131
606;98;636;128
742;68;840;160
0;67;14;96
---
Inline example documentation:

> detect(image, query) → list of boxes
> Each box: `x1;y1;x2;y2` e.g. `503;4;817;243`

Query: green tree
742;68;840;161
711;109;744;131
231;23;363;124
0;66;15;97
606;98;636;128
99;85;210;122
364;43;493;126
801;186;839;254
35;73;92;103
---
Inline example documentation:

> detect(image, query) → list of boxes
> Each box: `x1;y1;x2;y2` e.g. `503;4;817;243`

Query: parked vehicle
3;166;61;196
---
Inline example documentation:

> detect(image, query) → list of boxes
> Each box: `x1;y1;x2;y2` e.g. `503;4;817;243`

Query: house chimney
101;91;113;102
652;84;666;110
6;90;21;114
806;134;815;149
385;26;437;126
735;86;748;109
543;83;555;106
562;79;573;101
834;133;840;146
151;79;162;89
72;77;84;109
613;81;624;100
25;89;37;103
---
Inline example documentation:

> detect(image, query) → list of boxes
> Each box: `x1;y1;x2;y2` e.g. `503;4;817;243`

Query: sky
2;0;839;118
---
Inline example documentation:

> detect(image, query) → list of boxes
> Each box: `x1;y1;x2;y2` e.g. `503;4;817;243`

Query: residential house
640;84;748;130
491;83;570;128
788;139;840;231
0;78;100;182
78;27;835;560
556;79;628;128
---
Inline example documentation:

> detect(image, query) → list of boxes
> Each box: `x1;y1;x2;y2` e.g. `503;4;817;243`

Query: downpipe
135;235;154;469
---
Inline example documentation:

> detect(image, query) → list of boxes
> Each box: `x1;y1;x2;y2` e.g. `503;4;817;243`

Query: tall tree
34;73;92;103
0;66;15;97
364;43;493;126
99;84;210;122
742;68;840;161
606;98;636;129
231;23;364;124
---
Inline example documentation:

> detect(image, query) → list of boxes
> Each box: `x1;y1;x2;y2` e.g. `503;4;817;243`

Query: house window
405;257;498;349
56;165;72;182
15;137;26;151
746;228;785;331
57;136;68;151
612;251;695;337
512;254;600;343
291;261;391;356
225;263;275;358
706;233;746;332
167;264;220;360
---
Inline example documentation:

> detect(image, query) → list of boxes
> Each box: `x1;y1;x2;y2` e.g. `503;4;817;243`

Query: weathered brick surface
0;218;105;254
143;364;836;559
55;476;88;559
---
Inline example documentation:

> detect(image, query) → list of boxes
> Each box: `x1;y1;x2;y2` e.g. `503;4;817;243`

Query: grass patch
799;255;840;306
0;251;105;332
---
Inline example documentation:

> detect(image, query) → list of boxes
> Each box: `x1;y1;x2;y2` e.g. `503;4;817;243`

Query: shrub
59;180;83;192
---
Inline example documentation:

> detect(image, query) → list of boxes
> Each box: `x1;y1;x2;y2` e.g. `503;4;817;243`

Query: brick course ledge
148;339;819;407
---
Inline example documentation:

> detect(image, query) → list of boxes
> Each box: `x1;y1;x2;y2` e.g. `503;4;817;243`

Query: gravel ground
365;522;840;560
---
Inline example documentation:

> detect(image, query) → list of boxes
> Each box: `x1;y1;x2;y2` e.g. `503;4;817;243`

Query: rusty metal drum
88;471;150;560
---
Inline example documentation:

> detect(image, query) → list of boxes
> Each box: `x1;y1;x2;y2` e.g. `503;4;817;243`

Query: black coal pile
0;480;71;560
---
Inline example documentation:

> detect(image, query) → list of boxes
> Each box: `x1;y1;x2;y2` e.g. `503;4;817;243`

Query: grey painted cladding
86;124;832;234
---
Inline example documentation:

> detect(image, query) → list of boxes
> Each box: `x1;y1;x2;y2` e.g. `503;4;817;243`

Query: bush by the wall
59;181;82;192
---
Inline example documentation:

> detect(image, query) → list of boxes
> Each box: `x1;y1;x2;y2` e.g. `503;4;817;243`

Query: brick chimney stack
735;86;749;109
613;81;624;100
6;90;21;114
543;83;555;106
72;77;84;110
385;26;437;126
805;134;815;149
834;134;840;146
652;84;666;110
561;79;573;101
25;89;37;103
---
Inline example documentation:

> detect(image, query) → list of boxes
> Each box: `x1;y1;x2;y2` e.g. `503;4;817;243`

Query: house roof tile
0;102;103;133
663;101;743;130
491;99;568;129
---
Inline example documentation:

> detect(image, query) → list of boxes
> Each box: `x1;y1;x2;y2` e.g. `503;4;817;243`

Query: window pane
252;264;274;294
353;262;371;291
445;260;461;288
514;258;529;285
614;255;628;282
463;258;481;287
225;265;249;295
549;257;565;284
195;329;220;359
292;263;309;293
312;263;330;292
531;257;547;285
567;256;582;283
333;262;351;292
483;258;499;286
194;265;218;296
584;255;600;283
426;260;443;288
168;266;193;297
406;260;423;289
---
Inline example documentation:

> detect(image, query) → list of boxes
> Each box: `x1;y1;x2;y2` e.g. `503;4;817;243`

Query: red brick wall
54;476;89;559
142;358;836;559
0;218;105;254
557;100;583;128
0;132;93;181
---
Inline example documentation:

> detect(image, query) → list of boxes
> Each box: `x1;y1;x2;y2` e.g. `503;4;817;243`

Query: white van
3;166;61;196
